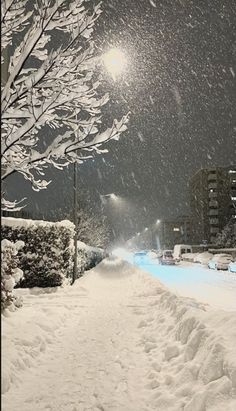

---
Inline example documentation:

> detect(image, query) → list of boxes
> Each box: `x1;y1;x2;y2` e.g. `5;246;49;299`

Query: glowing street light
101;193;118;201
156;219;161;225
102;48;127;80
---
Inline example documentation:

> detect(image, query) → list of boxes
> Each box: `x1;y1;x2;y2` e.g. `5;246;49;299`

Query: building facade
129;216;192;251
190;166;236;244
154;216;192;250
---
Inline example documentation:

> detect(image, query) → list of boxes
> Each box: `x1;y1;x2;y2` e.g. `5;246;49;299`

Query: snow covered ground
2;257;236;411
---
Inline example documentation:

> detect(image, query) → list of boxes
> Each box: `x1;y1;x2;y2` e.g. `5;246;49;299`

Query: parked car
147;250;158;259
208;254;233;270
193;252;213;265
173;244;192;262
228;261;236;273
182;253;197;262
160;250;175;265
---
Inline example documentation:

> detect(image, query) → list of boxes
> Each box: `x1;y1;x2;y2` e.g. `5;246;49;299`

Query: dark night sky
5;0;236;240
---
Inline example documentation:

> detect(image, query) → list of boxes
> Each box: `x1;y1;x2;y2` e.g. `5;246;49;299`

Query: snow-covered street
134;261;236;312
114;250;236;311
2;257;236;411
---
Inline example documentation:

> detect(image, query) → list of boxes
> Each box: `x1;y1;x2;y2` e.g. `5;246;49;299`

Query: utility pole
72;161;78;284
184;219;187;243
162;221;165;249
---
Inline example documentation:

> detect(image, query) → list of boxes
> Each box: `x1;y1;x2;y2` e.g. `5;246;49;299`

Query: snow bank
133;274;236;410
193;252;213;264
1;286;81;394
95;255;135;277
2;257;236;410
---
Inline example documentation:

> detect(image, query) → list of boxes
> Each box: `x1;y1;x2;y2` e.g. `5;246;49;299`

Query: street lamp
102;48;127;80
100;193;121;240
100;193;119;204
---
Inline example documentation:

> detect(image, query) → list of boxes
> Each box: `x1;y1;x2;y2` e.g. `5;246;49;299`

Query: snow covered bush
1;0;129;209
77;241;106;276
2;218;75;288
1;239;24;311
214;220;236;248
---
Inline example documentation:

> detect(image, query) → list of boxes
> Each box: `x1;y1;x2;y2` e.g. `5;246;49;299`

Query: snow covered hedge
1;239;24;311
1;218;75;288
77;241;107;275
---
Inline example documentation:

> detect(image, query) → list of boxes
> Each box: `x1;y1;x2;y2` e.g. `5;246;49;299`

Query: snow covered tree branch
1;0;129;207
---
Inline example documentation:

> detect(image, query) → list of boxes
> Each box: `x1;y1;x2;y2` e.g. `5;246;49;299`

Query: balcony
209;218;219;225
209;191;217;198
210;227;219;234
208;182;217;190
207;173;217;182
209;200;218;208
209;209;218;216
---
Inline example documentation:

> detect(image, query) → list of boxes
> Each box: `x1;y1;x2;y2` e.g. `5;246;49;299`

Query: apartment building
190;166;236;244
155;216;192;249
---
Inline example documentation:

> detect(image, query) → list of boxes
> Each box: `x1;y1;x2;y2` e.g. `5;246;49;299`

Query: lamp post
72;161;78;284
71;49;126;283
100;193;120;240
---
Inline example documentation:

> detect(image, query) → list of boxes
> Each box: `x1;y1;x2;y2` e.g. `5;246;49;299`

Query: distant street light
100;193;119;204
102;48;127;80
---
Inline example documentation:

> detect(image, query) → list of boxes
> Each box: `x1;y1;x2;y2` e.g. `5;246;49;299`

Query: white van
173;244;192;262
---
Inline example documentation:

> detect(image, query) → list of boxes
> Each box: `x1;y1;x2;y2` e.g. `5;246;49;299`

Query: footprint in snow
144;342;157;353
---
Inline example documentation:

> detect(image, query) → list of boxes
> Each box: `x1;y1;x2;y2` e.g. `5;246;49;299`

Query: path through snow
2;257;236;411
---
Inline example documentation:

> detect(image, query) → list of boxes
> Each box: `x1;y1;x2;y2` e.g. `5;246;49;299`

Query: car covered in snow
147;250;158;259
208;254;233;271
173;244;192;262
228;261;236;273
160;250;175;265
193;252;213;265
133;251;148;264
181;253;197;262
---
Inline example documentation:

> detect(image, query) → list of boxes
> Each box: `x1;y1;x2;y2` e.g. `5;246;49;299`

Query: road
113;249;236;311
